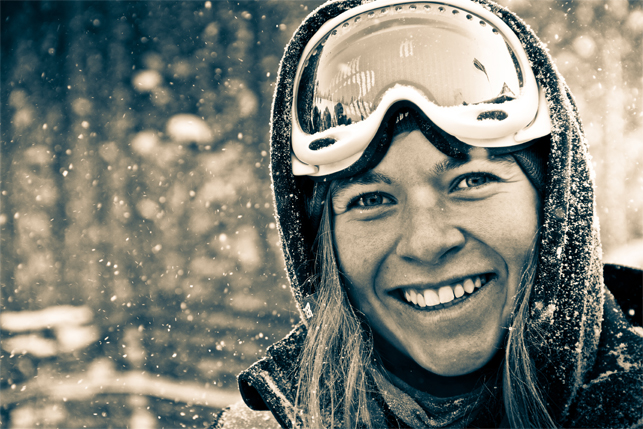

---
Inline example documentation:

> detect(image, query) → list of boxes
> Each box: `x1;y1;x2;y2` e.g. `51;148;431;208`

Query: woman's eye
454;173;497;190
349;193;392;208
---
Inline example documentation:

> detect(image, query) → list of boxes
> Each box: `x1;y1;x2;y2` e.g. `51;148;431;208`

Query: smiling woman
211;0;643;428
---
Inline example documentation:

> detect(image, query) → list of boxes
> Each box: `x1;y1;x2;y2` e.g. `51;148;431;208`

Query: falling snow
1;0;642;428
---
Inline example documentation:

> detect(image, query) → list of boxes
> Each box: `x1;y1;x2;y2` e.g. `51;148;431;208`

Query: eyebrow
332;171;392;201
431;153;516;175
431;157;470;176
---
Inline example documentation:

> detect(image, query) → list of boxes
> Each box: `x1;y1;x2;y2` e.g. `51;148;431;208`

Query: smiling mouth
397;273;495;311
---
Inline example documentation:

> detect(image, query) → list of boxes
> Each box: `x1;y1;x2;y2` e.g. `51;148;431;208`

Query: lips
398;273;494;310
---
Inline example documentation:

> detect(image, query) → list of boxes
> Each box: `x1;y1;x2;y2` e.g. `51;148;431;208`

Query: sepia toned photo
2;1;642;428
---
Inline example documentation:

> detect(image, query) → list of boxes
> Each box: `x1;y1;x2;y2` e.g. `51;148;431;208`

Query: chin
415;349;497;376
398;323;508;377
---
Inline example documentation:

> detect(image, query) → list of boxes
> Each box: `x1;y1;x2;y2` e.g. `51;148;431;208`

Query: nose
395;196;466;264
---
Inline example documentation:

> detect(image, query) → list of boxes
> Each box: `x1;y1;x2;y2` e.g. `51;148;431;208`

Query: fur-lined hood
221;0;643;427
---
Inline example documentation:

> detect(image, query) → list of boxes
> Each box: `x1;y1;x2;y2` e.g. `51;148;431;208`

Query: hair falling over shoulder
294;189;556;429
502;236;557;429
293;188;377;428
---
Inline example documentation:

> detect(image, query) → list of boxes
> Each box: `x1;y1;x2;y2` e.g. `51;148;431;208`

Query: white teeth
417;292;426;307
454;284;465;298
409;289;418;305
402;275;491;307
463;278;475;293
424;289;440;306
438;286;455;304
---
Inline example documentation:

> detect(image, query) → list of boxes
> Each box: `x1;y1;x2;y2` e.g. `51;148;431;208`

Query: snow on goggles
291;0;550;178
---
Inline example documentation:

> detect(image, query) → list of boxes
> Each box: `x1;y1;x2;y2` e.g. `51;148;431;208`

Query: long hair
294;186;556;429
293;188;376;428
503;237;557;428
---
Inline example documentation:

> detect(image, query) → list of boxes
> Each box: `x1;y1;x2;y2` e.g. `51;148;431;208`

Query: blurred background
1;0;642;427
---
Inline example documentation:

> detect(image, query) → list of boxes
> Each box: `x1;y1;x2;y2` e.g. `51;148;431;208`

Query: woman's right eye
347;192;393;209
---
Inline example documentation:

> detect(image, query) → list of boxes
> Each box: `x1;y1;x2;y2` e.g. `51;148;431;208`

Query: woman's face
332;129;539;377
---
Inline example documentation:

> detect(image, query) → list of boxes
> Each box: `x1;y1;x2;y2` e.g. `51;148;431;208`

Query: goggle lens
297;3;525;135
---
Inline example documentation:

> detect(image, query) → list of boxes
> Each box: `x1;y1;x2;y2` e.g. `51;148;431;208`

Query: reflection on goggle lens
297;3;524;135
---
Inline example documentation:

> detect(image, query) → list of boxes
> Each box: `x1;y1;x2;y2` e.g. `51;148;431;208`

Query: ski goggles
291;0;550;178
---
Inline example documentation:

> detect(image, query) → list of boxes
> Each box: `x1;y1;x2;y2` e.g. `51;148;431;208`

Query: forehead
334;131;515;189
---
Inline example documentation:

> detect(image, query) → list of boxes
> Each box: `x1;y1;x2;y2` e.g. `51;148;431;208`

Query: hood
268;0;604;423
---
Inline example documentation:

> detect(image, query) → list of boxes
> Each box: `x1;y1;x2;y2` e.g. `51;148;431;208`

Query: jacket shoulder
603;263;642;327
214;323;308;428
565;275;643;428
211;401;283;429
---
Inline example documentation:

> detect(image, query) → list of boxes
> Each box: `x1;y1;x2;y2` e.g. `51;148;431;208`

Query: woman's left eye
453;173;498;190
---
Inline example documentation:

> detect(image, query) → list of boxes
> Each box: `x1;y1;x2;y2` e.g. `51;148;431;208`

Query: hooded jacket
212;0;643;427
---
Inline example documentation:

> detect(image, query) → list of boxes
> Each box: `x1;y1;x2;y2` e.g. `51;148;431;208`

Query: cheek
475;187;539;257
334;222;371;284
480;188;540;317
502;190;539;253
333;219;394;304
